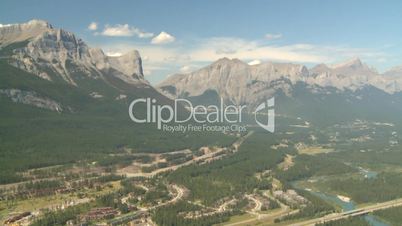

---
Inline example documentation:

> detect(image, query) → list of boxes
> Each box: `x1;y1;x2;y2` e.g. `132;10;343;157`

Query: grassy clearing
218;213;254;225
297;146;334;155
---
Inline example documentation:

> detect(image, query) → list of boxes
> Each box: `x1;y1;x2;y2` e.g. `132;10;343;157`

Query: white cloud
105;51;123;57
101;24;153;38
88;22;98;31
248;59;262;65
179;65;198;73
151;31;176;44
265;33;283;40
97;36;386;83
0;23;13;28
189;37;327;63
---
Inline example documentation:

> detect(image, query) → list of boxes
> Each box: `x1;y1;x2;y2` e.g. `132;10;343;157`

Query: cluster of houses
273;189;308;207
4;212;31;225
80;207;119;221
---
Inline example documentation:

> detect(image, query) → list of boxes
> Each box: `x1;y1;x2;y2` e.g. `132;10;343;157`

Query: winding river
294;167;389;226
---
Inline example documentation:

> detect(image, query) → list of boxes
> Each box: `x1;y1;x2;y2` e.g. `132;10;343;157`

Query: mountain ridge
158;57;402;107
0;19;148;88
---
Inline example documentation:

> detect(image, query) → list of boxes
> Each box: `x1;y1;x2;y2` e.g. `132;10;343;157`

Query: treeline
163;153;193;165
373;206;402;225
316;217;370;226
0;170;24;184
96;193;129;214
20;179;63;191
277;189;335;222
324;172;402;203
275;154;356;187
30;203;91;226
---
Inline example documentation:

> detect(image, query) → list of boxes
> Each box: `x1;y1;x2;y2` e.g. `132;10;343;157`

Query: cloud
216;46;237;54
189;37;327;63
101;24;153;38
180;65;192;73
97;36;387;83
248;60;262;65
105;51;123;57
151;31;176;44
88;22;98;31
0;23;13;28
265;33;283;40
180;65;199;73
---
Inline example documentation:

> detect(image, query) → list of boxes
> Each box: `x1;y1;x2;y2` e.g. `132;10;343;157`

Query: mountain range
158;57;402;107
1;19;402;126
1;19;402;181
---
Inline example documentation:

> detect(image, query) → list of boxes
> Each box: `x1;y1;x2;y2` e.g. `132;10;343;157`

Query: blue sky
1;0;402;84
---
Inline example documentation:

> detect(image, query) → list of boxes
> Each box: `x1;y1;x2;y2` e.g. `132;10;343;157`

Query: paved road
246;195;262;212
224;196;295;226
222;190;301;226
292;198;402;226
217;199;237;213
224;207;297;226
169;184;184;204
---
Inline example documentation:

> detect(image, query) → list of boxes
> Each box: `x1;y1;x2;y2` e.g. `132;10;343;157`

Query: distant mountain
158;57;309;106
308;58;376;91
158;57;402;125
159;57;402;105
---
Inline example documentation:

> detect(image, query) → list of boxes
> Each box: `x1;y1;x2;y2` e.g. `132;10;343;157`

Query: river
294;167;388;226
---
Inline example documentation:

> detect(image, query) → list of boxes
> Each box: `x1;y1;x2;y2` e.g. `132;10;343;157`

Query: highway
292;197;402;226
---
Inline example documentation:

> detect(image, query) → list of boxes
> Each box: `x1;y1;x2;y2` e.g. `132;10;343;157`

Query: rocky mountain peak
107;50;144;80
26;19;53;28
384;65;402;78
159;57;402;107
1;19;147;87
331;57;364;70
212;57;246;66
0;19;53;45
311;63;330;72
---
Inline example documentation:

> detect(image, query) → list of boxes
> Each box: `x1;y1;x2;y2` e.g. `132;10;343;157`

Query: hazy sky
1;0;402;84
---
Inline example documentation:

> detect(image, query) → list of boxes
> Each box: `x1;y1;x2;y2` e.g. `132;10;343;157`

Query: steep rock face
308;58;378;91
0;19;52;45
0;20;146;86
309;58;402;94
0;89;63;112
158;58;308;105
159;57;402;107
107;50;146;84
381;66;402;93
108;50;143;78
